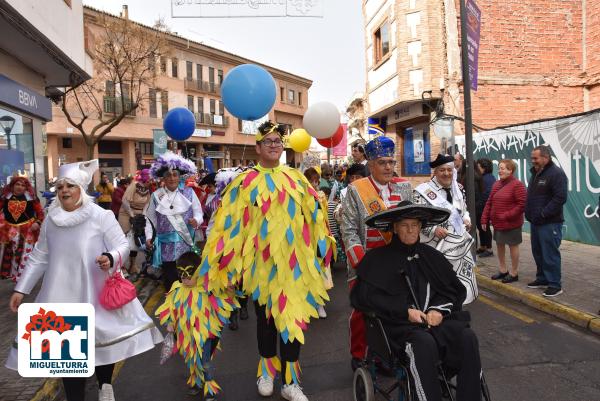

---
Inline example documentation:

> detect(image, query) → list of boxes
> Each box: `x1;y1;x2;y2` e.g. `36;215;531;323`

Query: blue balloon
221;64;276;121
163;107;196;141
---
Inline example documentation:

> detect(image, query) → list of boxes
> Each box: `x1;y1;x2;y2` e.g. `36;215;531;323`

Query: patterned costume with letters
413;177;478;303
341;176;412;359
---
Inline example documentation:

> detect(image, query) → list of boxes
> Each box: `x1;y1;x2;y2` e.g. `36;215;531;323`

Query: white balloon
303;101;340;139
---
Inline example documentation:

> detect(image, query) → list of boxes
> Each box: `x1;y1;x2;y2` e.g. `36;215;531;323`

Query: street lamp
432;117;454;154
0;115;16;150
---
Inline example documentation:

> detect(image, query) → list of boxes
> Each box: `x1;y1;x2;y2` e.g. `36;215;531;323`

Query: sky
82;0;366;112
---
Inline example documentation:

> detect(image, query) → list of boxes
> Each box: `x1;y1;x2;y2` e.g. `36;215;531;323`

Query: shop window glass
0;108;35;186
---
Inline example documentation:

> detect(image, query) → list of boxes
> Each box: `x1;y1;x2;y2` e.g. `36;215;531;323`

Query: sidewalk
0;277;161;401
475;232;600;334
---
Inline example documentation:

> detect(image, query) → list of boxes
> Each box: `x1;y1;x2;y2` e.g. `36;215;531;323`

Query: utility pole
459;0;477;241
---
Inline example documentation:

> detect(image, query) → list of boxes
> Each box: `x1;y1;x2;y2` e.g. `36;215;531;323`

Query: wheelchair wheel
353;367;375;401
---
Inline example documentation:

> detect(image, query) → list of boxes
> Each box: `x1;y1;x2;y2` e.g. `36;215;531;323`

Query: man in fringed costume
340;136;412;370
157;121;335;401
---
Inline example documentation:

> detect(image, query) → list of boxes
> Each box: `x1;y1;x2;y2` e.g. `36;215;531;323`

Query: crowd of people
0;122;569;401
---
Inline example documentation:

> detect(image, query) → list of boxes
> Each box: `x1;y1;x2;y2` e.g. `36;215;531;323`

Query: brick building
362;0;600;181
46;6;311;180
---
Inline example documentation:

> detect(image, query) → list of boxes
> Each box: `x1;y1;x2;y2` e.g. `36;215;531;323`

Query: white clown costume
5;160;162;370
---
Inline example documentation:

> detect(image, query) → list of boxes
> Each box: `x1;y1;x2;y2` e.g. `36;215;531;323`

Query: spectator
481;159;526;283
475;158;496;257
96;173;114;209
111;177;131;218
454;153;466;186
524;146;568;297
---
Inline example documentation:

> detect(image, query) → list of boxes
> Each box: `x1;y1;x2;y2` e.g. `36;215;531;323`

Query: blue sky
83;0;366;111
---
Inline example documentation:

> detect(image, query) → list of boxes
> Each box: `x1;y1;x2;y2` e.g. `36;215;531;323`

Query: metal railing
184;78;221;95
103;97;136;116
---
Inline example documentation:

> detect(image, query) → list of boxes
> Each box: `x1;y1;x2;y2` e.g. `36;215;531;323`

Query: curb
28;279;164;401
477;273;600;335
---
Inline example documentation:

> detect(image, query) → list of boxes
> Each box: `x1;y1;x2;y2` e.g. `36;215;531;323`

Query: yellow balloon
288;128;312;153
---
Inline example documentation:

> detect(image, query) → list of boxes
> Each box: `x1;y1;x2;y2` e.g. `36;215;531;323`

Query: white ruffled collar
48;202;94;227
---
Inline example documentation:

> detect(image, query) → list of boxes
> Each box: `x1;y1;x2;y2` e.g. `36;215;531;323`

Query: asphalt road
86;265;600;401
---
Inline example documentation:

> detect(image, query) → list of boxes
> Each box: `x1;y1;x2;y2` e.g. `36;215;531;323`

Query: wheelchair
353;313;491;401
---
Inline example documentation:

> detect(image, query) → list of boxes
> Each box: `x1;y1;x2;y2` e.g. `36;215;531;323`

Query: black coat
350;236;470;358
525;161;568;225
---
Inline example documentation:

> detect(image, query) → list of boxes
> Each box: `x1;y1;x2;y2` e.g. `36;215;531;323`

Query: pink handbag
99;253;137;310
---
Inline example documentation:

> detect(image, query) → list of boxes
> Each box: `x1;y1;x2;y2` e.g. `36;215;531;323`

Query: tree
59;14;170;161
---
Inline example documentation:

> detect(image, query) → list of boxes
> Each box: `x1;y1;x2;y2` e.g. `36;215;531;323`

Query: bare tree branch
58;13;170;160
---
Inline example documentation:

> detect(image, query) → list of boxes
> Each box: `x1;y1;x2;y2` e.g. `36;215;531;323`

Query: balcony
184;78;221;95
103;97;136;117
194;113;229;128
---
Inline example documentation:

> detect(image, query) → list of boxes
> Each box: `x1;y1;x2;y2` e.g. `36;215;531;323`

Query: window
210;99;216;114
197;97;204;114
161;90;169;117
148;53;155;72
298;92;302;106
187;95;194;112
105;81;115;97
218;69;223;85
98;140;122;154
209;67;215;83
288;89;295;104
186;61;193;80
160;57;167;74
139;142;153;155
218;100;224;116
172;58;178;78
149;88;157;118
62;138;72;148
374;21;390;64
196;64;203;81
280;87;285;102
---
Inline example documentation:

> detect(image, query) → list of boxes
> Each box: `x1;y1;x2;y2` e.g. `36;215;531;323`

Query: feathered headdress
150;151;197;179
215;167;246;196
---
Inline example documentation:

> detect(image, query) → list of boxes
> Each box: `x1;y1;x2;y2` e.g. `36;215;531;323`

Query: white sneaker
281;384;308;401
317;305;327;318
257;376;274;397
99;383;115;401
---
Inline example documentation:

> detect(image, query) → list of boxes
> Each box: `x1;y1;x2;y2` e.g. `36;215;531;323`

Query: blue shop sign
0;74;52;121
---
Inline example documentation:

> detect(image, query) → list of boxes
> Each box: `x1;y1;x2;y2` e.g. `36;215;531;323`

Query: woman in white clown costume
163;121;335;401
6;160;163;401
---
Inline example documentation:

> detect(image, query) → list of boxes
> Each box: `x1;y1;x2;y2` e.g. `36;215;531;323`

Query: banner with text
465;0;481;90
456;111;600;245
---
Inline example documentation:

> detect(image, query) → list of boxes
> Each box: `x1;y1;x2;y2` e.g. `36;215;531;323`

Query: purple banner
466;0;481;91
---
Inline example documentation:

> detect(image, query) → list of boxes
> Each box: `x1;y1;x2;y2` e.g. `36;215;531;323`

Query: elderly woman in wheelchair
350;201;488;401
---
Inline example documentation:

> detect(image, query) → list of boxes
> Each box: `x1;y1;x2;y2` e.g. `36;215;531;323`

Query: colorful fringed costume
155;280;237;397
198;163;335;385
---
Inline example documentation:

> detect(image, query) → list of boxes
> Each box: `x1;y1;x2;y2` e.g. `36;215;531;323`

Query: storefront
0;74;52;190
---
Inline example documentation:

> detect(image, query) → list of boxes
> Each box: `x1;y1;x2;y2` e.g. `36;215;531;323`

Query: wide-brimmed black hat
199;172;217;186
430;154;454;168
365;201;450;231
